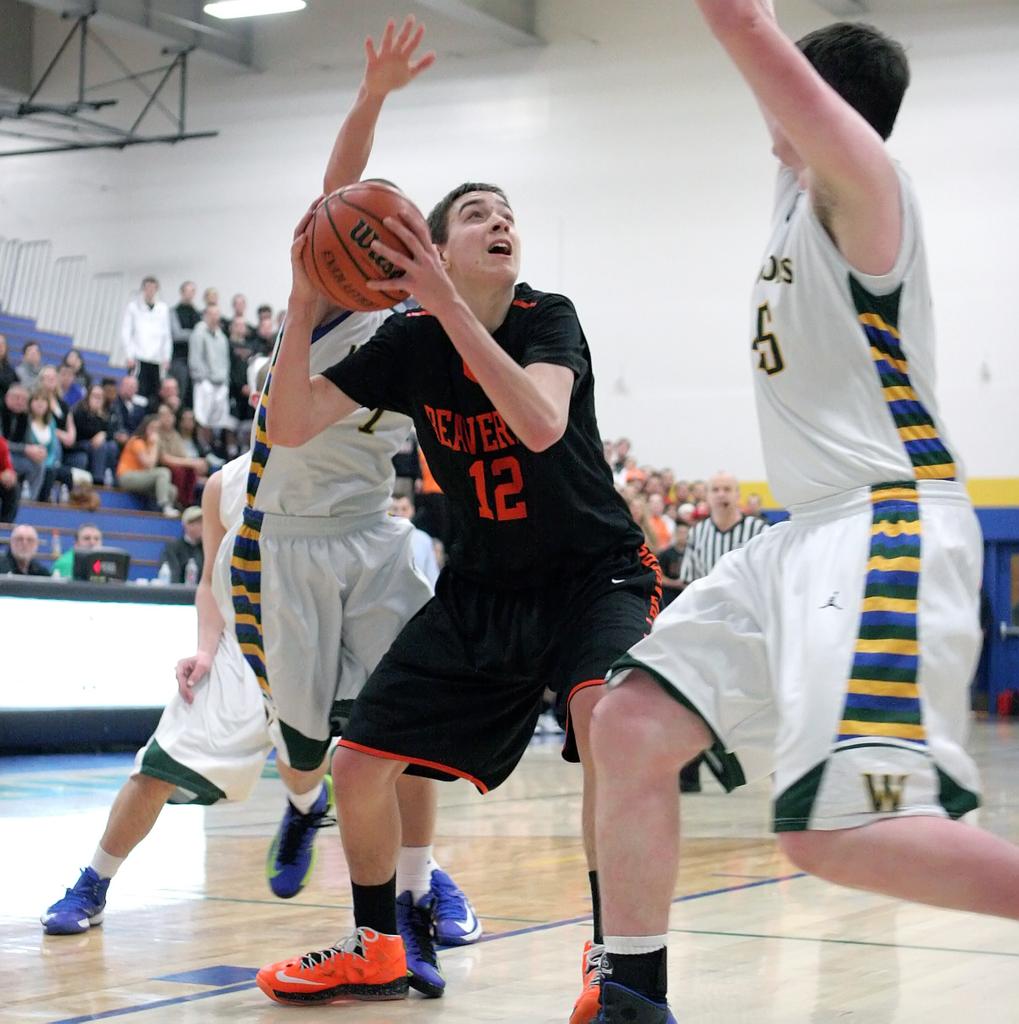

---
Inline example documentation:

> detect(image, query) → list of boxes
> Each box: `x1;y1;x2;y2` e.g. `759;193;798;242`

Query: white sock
286;781;324;815
397;845;434;902
90;846;125;880
604;934;669;956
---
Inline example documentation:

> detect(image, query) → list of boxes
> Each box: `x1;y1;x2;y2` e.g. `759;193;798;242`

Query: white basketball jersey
212;453;252;622
248;310;413;518
751;165;960;509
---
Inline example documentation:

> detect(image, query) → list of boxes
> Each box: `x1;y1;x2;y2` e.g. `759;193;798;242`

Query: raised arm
322;15;435;194
264;207;361;448
695;0;902;274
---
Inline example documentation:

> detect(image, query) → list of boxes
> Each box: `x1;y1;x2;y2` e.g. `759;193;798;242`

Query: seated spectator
69;385;120;484
0;523;50;576
157;506;204;584
0;434;19;522
1;383;46;499
390;494;439;587
109;375;148;449
657;521;690;609
58;361;85;409
51;523;103;579
100;376;118;412
28;387;80;502
116;415;179;517
0;335;17;398
675;501;696;527
16;341;42;390
626;492;658;551
646;492;675;550
188;302;235;453
158;376;181;415
62;348;92;392
156;402;206;508
176;407;223;471
38;365;76;454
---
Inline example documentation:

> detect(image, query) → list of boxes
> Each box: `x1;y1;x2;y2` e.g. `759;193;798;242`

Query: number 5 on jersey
469;456;528;521
753;302;785;375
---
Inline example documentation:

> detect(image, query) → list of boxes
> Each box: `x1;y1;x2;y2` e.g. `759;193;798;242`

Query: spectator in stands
1;383;46;499
176;407;222;471
69;384;120;484
0;523;50;576
744;491;765;519
689;478;710;521
157;506;204;584
57;362;85;410
657;521;690;609
16;340;42;390
51;523;103;579
222;294;255;340
675;501;696;527
0;335;17;398
612;437;631;478
62;348;92;392
38;365;76;454
121;276;172;404
390;493;440;587
109;375;147;448
188;303;234;453
627;492;658;551
392;430;421;499
254;304;276;350
674;479;691;505
0;434;19;523
100;377;118;412
227;315;255;425
28;387;79;502
646;492;675;550
116;415;179;517
169;280;199;404
158;377;181;416
202;286;219;310
156;402;205;508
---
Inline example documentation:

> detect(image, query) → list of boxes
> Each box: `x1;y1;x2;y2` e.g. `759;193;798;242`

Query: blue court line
46;872;807;1024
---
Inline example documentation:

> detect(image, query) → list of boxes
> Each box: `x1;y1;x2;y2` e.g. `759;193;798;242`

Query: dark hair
22;340;40;355
797;22;909;140
426;182;510;245
134;414;158;438
100;376;117;388
141;275;158;287
257;304;272;317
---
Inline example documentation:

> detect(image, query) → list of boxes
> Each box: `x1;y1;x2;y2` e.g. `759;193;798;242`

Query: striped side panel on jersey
850;276;956;482
230;506;269;697
836;483;926;746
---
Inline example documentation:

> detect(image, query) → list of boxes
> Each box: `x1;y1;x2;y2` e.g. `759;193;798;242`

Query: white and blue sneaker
41;867;110;935
430;868;483;946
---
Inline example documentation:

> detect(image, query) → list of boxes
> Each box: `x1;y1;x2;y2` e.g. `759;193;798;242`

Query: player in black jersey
259;182;660;1017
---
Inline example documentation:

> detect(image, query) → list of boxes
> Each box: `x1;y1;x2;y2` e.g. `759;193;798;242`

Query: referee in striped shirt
678;470;767;791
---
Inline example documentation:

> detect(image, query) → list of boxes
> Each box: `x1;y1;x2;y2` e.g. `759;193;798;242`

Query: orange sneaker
256;927;409;1005
569;940;604;1024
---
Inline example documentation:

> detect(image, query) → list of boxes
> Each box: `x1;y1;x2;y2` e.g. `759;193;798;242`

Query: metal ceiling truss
0;3;218;157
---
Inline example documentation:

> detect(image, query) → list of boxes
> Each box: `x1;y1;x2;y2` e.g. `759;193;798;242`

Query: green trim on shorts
279;720;331;771
609;654;747;794
773;761;827;832
329;698;355;737
937;767;980;819
138;738;227;806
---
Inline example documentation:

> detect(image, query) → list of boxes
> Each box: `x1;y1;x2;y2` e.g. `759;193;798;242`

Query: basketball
303;180;417;312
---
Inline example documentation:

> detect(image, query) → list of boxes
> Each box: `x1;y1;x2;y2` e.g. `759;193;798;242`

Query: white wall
3;0;1017;480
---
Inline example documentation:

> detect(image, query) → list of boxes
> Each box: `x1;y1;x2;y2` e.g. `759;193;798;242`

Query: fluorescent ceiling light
204;0;307;19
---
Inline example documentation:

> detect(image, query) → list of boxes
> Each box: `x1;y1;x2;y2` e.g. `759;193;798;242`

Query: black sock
351;875;397;935
604;948;668;1004
589;870;603;945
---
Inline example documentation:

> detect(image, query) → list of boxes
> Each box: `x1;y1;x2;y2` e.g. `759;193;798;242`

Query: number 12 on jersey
468;456;528;521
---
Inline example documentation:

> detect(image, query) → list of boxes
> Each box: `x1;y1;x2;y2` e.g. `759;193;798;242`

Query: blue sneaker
266;775;334;899
596;981;677;1023
396;890;444;998
41;867;110;935
430;868;482;945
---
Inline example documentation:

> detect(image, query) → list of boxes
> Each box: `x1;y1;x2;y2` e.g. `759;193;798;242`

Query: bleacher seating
1;312;172;581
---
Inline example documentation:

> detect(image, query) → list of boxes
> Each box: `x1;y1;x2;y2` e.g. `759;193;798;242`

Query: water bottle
184;557;199;586
156;562;172;586
51;530;61;558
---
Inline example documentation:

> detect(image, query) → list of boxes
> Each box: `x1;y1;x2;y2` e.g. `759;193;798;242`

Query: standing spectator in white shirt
121;276;172;405
188;302;233;451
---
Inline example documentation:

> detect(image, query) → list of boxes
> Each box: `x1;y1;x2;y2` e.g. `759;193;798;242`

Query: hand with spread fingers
364;15;436;99
368;211;457;314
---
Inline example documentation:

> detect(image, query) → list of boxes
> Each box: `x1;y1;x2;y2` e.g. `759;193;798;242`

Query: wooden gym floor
3;721;1019;1023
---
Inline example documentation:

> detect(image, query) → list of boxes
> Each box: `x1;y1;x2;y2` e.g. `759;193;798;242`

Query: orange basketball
303;180;417;312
